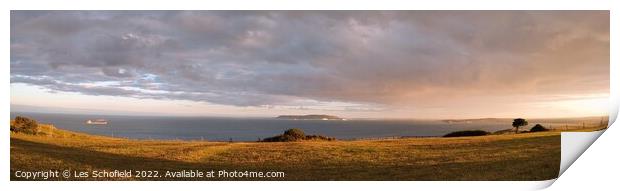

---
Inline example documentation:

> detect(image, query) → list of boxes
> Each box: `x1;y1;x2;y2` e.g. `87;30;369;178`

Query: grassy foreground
10;125;562;181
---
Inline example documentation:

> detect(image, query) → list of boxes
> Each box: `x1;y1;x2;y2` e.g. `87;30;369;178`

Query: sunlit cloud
10;11;609;118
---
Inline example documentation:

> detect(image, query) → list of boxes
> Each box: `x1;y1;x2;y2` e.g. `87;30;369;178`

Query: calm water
10;112;604;141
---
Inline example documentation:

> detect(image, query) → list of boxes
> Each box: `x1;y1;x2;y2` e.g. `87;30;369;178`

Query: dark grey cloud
10;11;609;107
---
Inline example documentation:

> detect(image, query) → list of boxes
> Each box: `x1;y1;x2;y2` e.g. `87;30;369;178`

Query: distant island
276;115;345;121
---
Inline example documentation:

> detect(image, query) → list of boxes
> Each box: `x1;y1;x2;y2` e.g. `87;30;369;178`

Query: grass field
10;123;568;181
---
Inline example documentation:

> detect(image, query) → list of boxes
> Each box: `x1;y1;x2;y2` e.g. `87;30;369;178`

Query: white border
2;1;618;191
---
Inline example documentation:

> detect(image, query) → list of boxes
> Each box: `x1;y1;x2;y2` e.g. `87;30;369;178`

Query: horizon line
10;105;610;121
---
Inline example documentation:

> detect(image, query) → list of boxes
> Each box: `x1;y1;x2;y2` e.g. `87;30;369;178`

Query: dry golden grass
10;125;564;181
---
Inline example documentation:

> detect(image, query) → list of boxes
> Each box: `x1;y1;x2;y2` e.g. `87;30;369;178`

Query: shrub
11;116;40;134
262;128;335;142
262;134;298;142
261;136;281;142
443;130;489;137
279;134;297;142
305;135;336;141
530;124;549;132
284;128;305;139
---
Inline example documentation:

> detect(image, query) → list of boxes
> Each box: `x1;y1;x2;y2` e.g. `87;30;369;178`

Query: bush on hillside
443;130;489;138
305;135;336;141
262;128;335;142
529;124;549;132
284;128;305;139
262;134;297;142
11;116;40;134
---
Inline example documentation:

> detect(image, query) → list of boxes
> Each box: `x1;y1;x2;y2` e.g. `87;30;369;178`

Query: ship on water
85;119;108;125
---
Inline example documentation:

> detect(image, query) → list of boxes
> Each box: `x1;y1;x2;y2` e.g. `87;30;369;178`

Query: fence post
583;122;585;129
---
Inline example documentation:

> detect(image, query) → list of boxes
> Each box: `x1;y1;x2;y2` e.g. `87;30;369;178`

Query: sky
10;11;610;119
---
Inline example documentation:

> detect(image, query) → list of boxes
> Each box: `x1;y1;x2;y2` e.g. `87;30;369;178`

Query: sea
9;112;606;141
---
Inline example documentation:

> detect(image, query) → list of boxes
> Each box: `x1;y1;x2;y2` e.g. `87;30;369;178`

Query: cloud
10;11;609;108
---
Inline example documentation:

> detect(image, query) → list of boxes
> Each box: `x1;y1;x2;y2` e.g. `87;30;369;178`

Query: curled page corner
557;96;618;179
534;179;558;190
559;113;615;179
560;130;606;176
